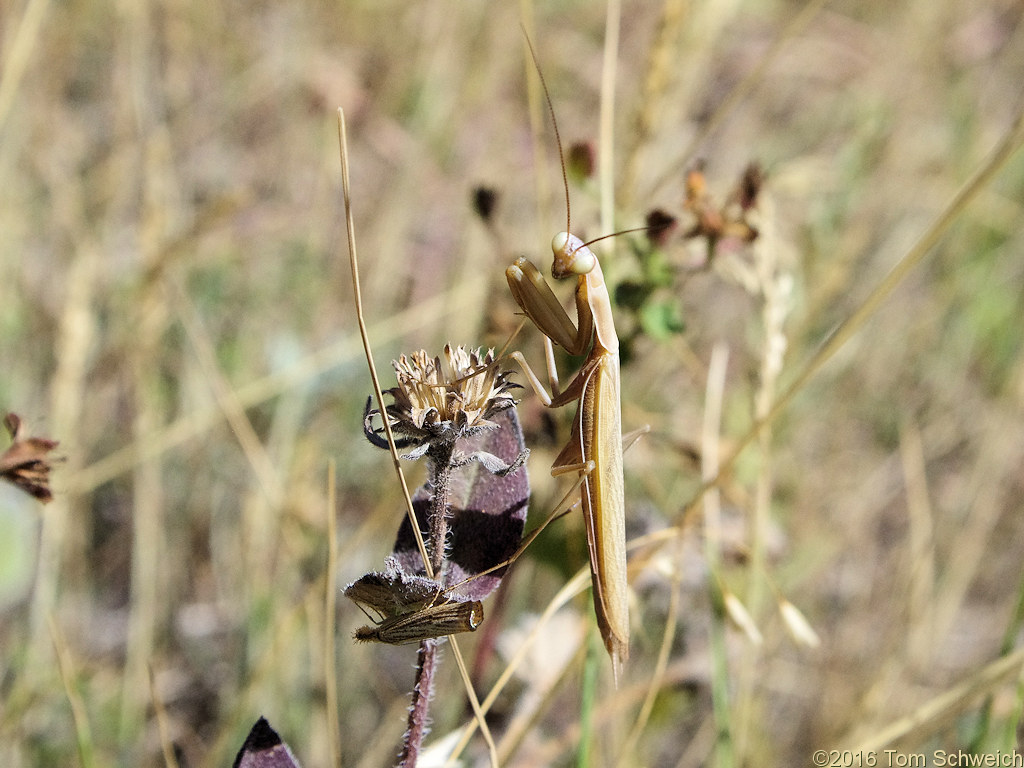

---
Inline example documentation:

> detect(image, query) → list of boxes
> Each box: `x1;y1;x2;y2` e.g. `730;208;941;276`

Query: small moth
354;599;485;645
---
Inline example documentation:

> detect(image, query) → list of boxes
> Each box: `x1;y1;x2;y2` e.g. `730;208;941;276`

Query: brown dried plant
0;413;59;503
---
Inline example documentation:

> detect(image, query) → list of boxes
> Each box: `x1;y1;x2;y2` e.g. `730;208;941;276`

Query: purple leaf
232;718;301;768
392;407;529;600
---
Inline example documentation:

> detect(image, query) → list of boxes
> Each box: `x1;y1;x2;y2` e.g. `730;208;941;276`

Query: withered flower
0;413;59;503
645;209;678;248
365;344;520;460
666;160;762;263
345;558;449;621
351;347;530;763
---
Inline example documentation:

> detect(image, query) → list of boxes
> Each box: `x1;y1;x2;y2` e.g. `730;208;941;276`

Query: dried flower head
657;160;761;265
0;413;60;503
366;345;519;454
352;348;529;764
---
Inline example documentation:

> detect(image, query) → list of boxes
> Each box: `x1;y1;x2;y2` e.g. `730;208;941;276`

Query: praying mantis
506;234;630;677
501;35;636;680
488;29;639;680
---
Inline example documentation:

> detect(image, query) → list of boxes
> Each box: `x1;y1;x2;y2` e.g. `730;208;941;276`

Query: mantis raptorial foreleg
508;253;594;357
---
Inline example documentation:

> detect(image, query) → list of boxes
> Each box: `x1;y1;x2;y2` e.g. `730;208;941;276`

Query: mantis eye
552;231;571;254
551;232;596;275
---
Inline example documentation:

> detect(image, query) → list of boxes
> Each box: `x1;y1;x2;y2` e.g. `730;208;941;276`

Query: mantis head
551;232;596;279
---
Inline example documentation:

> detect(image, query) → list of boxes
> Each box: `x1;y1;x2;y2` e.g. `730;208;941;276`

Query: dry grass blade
646;0;830;197
336;107;432;578
0;0;51;140
444;569;592;766
449;638;500;768
338;107;516;766
848;647;1024;754
700;344;735;766
680;102;1024;530
325;461;342;767
49;617;95;768
148;665;181;768
598;0;620;236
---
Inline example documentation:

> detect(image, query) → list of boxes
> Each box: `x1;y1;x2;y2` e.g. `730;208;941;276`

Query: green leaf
640;300;686;340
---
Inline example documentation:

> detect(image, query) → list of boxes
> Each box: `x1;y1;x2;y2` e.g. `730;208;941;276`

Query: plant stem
398;440;456;767
399;639;439;768
426;442;456;575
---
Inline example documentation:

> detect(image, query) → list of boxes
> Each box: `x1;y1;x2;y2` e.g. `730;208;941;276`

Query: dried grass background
1;0;1024;766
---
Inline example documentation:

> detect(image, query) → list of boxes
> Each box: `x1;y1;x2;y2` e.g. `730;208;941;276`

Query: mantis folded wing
506;231;629;679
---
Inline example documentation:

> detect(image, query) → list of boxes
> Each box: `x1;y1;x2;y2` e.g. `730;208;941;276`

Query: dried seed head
779;600;821;649
723;591;763;645
381;345;518;445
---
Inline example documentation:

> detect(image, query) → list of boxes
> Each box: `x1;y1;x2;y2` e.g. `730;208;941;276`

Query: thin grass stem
50;617;96;768
647;0;829;198
598;0;620;239
337;108;433;579
325;460;342;767
149;665;181;768
678;102;1024;531
702;344;735;768
449;638;499;768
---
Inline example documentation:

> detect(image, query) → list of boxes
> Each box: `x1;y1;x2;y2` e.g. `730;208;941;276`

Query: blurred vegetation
1;0;1024;766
